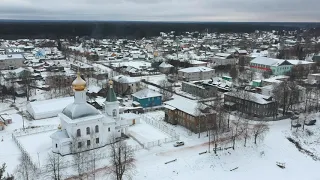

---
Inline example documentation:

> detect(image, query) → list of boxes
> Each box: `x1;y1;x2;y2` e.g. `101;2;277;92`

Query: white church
50;73;135;155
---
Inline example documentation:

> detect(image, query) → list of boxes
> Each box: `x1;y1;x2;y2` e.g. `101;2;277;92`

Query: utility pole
208;125;211;153
37;152;40;168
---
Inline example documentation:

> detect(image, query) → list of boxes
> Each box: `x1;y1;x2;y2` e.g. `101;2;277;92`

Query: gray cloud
0;0;319;21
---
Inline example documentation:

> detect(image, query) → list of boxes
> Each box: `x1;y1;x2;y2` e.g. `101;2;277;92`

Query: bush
305;129;314;136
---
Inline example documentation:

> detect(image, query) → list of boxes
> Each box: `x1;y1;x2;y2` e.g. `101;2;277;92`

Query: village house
112;75;141;96
224;91;277;118
132;89;162;108
163;98;216;133
308;73;320;84
158;61;173;74
250;57;315;76
250;57;292;75
178;66;215;81
181;81;217;98
70;62;94;73
0;54;25;70
211;53;236;67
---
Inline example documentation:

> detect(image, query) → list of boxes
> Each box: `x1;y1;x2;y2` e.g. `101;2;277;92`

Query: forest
0;21;319;39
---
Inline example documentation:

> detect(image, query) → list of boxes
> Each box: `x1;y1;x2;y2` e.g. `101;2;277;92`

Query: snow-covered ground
1;105;320;180
128;122;169;144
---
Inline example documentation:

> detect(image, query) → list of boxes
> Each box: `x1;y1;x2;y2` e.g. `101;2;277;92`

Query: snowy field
17;131;55;164
1;108;320;180
128;122;169;144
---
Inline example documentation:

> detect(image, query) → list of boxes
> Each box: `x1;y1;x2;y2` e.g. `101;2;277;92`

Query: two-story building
178;66;215;81
164;97;216;133
0;54;25;70
181;81;217;99
112;75;141;96
211;53;236;67
250;57;292;75
224;91;277;118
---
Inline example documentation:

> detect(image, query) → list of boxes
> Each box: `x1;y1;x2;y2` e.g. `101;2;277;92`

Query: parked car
292;123;302;128
290;116;299;120
305;119;317;126
173;141;184;147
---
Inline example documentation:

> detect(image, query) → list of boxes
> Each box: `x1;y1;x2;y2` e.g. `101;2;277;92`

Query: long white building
178;66;215;81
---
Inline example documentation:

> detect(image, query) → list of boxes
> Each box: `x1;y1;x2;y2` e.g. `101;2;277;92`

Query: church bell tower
104;80;119;119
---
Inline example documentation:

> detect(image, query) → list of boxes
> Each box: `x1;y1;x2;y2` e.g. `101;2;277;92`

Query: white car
173;141;184;147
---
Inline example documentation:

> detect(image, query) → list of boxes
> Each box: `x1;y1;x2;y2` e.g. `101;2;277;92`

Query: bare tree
195;102;207;138
241;119;250;147
252;122;269;144
108;137;136;180
230;116;244;150
158;79;173;101
272;81;297;116
15;153;38;180
0;163;14;180
46;152;64;180
229;65;238;82
71;136;88;180
7;72;16;103
19;69;32;101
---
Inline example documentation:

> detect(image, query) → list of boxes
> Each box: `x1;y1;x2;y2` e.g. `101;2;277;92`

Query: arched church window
86;127;90;135
112;109;117;117
95;125;99;133
77;129;81;137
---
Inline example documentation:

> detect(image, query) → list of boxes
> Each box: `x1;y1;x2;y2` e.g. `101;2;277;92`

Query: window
95;125;99;133
112;109;117;117
78;142;82;148
86;127;90;135
87;140;91;147
96;138;99;144
77;129;81;137
55;144;57;148
108;127;110;132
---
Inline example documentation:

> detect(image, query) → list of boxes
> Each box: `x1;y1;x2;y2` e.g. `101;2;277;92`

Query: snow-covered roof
87;85;102;93
251;57;287;66
237;50;248;54
120;113;140;120
62;103;101;120
164;96;203;116
178;66;214;73
225;91;274;105
0;54;24;60
50;129;70;140
215;53;232;57
189;60;207;65
132;89;162;99
27;97;74;119
287;60;315;65
159;62;173;68
113;75;140;84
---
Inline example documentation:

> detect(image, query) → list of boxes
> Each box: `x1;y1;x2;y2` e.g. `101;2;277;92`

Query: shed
26;97;74;120
0;121;5;131
0;114;12;124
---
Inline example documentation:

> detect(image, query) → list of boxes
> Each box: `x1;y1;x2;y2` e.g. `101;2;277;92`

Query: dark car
290;116;299;120
305;120;316;126
292;123;302;128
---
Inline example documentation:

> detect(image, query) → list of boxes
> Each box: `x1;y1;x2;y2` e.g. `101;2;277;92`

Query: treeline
0;21;315;39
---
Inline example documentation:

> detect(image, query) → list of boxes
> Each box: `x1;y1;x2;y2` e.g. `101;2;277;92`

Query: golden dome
109;80;114;86
72;72;86;91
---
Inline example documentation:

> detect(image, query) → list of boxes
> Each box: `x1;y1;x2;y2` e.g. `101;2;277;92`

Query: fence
13;125;57;137
12;133;39;172
141;114;180;139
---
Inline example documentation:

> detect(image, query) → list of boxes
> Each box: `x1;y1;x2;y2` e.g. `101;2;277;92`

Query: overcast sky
0;0;319;22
